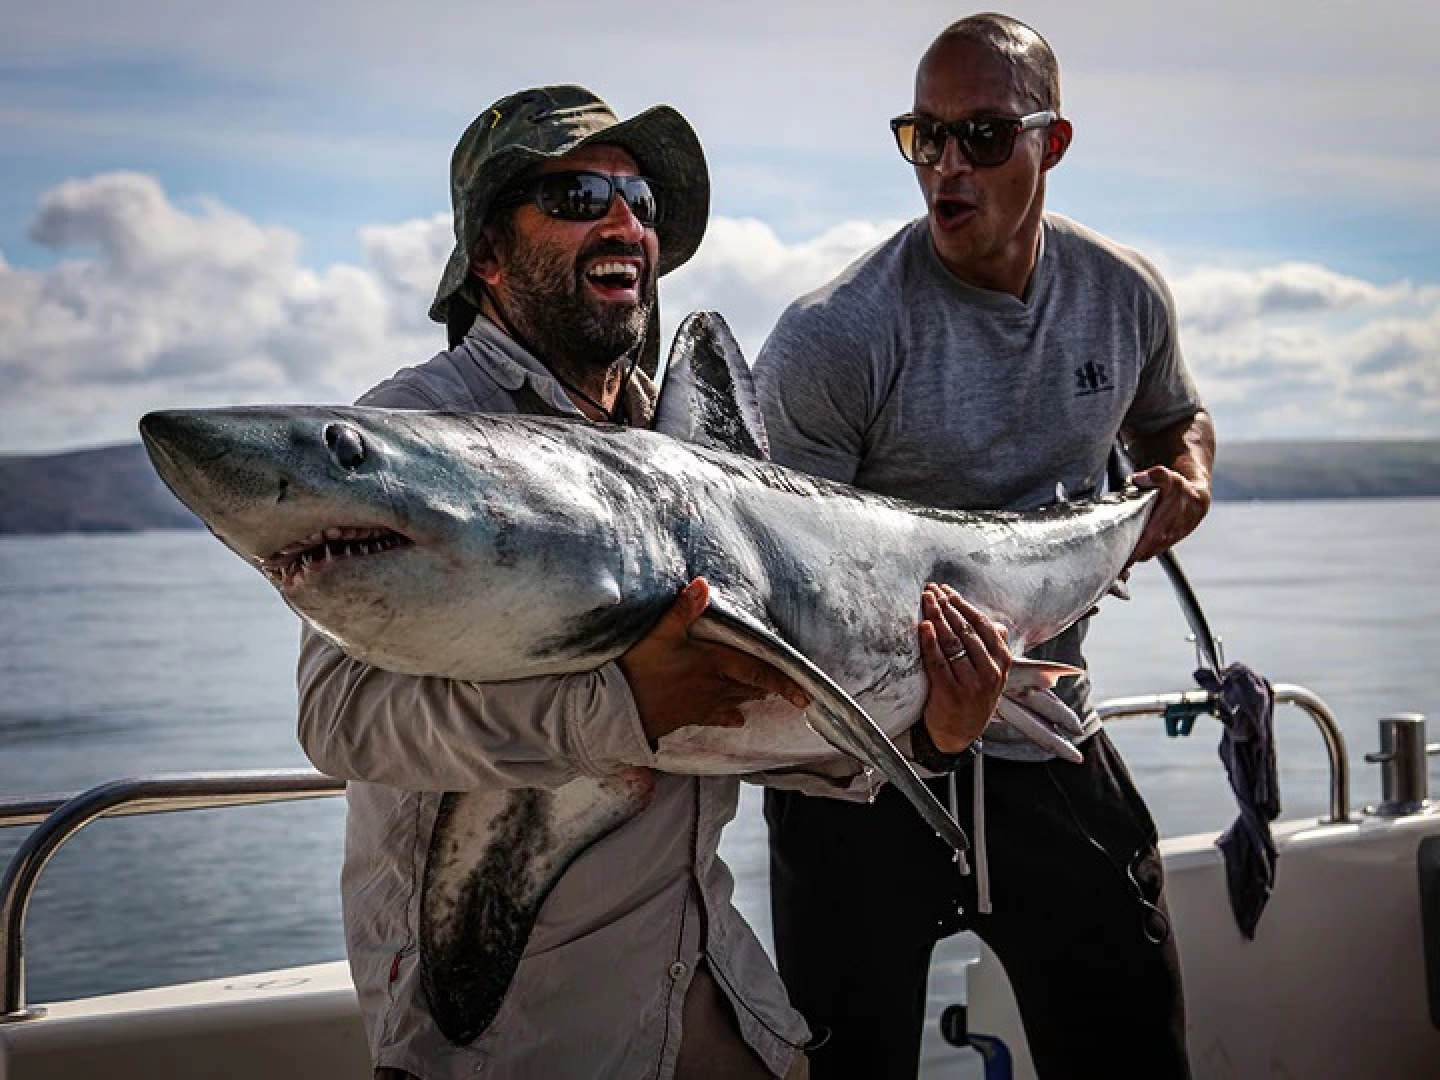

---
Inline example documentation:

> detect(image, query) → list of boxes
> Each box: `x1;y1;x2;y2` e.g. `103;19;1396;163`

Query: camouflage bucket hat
430;84;710;324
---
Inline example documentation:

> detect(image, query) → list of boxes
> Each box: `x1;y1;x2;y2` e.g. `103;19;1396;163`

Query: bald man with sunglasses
756;15;1213;1080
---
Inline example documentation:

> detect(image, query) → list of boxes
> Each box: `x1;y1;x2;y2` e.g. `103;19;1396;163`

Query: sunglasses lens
616;177;659;226
959;119;1016;167
892;116;1027;167
535;173;614;221
894;118;943;165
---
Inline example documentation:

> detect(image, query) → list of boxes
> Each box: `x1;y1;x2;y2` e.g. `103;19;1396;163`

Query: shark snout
140;408;368;493
138;407;303;540
138;406;414;567
139;409;224;471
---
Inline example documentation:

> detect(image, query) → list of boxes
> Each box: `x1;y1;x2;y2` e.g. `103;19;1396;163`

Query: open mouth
933;197;977;228
584;260;641;297
260;526;412;590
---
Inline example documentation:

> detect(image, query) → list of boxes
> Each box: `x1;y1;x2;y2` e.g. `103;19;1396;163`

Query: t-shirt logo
1074;361;1113;396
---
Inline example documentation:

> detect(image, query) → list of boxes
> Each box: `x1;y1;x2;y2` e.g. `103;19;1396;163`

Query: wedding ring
944;649;968;663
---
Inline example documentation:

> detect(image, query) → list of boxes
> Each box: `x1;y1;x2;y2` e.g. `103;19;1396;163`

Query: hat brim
429;104;709;324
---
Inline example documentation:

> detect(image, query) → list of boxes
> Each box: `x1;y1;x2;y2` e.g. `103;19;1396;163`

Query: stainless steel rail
0;770;344;1022
1097;682;1351;825
0;682;1354;1022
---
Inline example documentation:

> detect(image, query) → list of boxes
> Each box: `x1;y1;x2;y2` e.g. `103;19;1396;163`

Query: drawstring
948;749;991;914
973;750;991;914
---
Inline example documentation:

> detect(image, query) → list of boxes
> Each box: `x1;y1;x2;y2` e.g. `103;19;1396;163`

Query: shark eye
324;423;366;470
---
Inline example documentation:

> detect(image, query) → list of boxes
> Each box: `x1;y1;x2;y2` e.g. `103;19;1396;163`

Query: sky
2;0;1437;454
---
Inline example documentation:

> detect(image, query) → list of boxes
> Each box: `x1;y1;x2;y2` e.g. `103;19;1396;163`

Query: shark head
139;405;651;679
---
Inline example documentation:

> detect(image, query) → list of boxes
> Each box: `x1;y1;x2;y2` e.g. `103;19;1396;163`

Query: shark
139;312;1154;1044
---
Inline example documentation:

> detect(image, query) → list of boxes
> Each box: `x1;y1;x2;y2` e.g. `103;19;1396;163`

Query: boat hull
967;811;1440;1079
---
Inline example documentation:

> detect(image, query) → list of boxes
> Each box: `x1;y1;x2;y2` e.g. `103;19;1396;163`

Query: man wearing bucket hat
296;86;814;1078
430;84;708;365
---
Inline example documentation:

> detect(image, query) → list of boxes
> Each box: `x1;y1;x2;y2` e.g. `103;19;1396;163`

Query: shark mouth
260;526;413;590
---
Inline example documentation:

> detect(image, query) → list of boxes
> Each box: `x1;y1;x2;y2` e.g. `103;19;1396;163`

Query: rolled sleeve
566;663;657;775
297;627;655;791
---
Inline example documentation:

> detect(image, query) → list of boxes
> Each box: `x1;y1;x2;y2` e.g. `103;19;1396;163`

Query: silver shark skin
138;314;1155;1044
139;404;1152;773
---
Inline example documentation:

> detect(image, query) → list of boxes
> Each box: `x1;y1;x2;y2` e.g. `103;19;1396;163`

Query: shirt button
668;961;688;980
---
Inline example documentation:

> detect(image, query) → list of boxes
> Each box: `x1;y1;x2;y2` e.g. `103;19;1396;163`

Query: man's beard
497;237;653;379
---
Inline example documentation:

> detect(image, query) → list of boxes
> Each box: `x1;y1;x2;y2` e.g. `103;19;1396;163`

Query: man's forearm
1122;410;1217;561
1129;409;1216;492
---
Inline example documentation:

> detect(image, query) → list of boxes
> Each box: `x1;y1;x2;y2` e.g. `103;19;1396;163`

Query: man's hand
1124;410;1216;565
917;584;1012;753
618;577;811;745
1128;464;1210;564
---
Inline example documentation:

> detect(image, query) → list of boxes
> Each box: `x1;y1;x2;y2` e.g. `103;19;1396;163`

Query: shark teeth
260;526;411;589
585;261;639;286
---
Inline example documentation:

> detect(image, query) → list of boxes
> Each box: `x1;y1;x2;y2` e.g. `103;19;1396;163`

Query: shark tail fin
420;770;655;1045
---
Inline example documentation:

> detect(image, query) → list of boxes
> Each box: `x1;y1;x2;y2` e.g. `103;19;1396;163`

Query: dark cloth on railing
1196;663;1280;939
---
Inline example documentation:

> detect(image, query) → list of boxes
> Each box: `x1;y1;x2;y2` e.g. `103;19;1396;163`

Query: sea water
2;499;1437;1073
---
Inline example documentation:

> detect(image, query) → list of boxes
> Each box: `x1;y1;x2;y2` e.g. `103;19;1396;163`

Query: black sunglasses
497;170;660;226
889;110;1057;168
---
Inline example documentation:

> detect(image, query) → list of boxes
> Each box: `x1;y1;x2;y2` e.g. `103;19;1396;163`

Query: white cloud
3;173;1437;453
359;214;454;336
1173;263;1382;335
1;173;435;451
1169;263;1440;437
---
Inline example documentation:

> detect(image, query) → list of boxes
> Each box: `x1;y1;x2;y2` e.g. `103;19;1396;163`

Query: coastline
3;437;1440;535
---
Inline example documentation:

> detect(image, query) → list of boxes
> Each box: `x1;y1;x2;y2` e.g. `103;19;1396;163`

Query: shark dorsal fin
653;311;769;460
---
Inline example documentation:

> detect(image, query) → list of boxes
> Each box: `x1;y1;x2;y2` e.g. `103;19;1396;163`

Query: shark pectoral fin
420;770;655;1045
692;599;970;859
805;700;971;863
994;695;1085;763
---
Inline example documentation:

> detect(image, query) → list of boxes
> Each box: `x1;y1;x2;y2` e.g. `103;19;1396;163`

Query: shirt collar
916;215;1051;311
462;314;587;417
461;313;659;426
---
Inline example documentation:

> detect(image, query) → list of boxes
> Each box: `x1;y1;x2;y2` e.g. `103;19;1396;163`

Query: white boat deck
4;810;1438;1079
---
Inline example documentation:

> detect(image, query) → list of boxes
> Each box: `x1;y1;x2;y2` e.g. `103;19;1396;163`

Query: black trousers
765;731;1189;1080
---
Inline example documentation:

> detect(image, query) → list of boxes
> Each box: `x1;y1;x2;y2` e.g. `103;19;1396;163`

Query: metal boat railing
0;684;1352;1023
1096;683;1351;826
0;770;344;1022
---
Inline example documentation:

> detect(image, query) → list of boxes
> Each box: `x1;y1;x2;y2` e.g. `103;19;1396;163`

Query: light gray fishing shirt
755;214;1203;761
298;316;808;1078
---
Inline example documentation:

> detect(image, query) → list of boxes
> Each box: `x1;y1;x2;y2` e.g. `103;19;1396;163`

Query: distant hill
1;438;1438;535
1210;439;1440;501
0;442;201;534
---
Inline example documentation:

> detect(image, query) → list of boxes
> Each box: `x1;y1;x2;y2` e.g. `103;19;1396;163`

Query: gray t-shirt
755;214;1203;760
